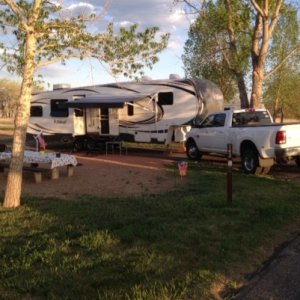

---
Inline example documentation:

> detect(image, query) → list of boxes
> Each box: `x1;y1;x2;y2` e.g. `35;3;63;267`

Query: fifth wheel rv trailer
27;76;224;150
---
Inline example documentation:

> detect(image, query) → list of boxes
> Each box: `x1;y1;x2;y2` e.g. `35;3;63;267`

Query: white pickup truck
185;108;300;174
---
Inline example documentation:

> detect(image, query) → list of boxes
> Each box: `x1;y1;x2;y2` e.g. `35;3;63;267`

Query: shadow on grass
1;163;300;299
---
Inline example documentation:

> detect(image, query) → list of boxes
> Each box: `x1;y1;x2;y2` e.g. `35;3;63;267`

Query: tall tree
180;0;251;107
182;4;238;103
263;3;300;120
0;0;169;208
178;0;300;108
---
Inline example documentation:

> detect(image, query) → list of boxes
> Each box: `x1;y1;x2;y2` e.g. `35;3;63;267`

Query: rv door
86;108;100;133
108;108;119;136
99;108;119;136
73;108;85;136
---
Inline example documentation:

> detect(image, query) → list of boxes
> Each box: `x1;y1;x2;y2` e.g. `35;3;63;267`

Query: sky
0;0;193;89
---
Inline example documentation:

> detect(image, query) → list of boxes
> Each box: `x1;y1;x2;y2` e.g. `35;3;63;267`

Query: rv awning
62;93;155;109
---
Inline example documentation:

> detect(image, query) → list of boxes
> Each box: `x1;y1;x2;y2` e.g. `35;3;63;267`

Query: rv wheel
86;138;96;150
73;138;84;151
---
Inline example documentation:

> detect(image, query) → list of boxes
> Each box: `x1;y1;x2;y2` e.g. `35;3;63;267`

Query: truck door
196;113;226;153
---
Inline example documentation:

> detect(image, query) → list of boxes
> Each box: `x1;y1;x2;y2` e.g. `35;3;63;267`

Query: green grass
1;163;300;299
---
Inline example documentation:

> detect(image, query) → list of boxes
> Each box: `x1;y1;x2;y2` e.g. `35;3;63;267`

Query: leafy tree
264;62;300;121
250;0;290;107
0;0;169;208
183;6;238;103
263;3;300;121
178;0;300;108
181;0;252;107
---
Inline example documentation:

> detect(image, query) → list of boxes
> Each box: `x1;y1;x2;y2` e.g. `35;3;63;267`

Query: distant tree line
0;79;20;118
0;79;44;118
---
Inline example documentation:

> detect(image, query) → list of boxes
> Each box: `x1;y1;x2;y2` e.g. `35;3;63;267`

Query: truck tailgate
279;123;300;148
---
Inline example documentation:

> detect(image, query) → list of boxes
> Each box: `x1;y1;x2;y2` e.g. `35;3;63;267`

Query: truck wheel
295;156;300;168
241;148;261;174
186;140;202;160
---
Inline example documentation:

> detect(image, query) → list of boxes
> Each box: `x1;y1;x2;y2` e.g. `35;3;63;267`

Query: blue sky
0;0;192;89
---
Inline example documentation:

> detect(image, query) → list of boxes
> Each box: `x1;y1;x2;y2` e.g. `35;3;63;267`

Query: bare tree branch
3;0;29;31
265;45;300;79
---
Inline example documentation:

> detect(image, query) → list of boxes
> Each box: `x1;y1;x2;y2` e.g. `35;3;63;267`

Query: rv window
30;106;43;117
127;102;134;116
50;99;69;117
158;92;173;105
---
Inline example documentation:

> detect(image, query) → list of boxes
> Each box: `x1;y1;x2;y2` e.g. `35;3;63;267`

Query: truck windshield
232;111;272;126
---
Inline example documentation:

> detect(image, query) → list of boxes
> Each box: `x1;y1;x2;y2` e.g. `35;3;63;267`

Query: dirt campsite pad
0;152;187;199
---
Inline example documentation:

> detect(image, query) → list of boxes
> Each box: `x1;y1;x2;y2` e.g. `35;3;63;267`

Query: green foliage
263;3;300;120
0;79;20;117
0;1;169;79
1;164;300;299
182;0;300;107
182;0;252;102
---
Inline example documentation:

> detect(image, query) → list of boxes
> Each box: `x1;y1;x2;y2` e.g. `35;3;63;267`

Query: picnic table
0;150;77;183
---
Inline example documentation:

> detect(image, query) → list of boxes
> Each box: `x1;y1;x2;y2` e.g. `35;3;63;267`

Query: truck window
200;113;226;127
232;111;272;126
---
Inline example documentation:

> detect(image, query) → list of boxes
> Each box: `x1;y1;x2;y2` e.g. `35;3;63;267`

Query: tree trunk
273;96;279;121
236;73;249;108
3;34;36;208
250;0;283;108
250;66;265;108
224;0;249;108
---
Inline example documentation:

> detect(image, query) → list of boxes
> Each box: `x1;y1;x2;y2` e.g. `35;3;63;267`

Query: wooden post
227;144;233;203
34;172;42;184
67;165;74;177
51;167;59;180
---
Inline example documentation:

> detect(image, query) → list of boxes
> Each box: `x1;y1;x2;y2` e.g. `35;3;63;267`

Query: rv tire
86;138;96;150
73;138;85;151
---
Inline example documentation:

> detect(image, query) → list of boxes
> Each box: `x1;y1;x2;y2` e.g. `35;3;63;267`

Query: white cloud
37;65;74;80
168;8;186;24
61;2;95;18
168;40;182;51
0;0;191;86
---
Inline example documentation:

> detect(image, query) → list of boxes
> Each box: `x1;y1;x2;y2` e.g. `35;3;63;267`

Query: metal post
227;143;233;203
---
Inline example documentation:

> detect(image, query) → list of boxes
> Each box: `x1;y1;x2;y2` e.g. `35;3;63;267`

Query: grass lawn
1;163;300;299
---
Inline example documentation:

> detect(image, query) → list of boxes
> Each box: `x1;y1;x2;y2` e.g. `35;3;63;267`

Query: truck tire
186;140;202;160
241;148;261;174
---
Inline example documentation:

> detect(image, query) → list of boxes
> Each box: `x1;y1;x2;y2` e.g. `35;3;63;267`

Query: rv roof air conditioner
53;84;71;90
169;74;181;80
